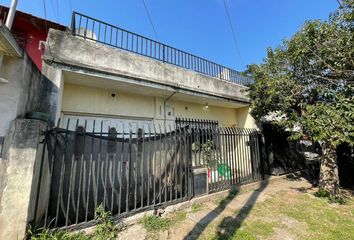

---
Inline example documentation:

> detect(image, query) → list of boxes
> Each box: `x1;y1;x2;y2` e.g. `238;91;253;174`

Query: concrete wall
0;53;58;138
0;119;47;240
237;107;256;128
44;29;249;104
61;83;241;127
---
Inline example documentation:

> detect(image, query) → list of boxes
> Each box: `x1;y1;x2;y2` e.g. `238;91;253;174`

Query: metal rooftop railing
71;12;253;86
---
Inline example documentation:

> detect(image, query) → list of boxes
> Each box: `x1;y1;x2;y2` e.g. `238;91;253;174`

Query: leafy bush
92;204;120;239
314;188;345;204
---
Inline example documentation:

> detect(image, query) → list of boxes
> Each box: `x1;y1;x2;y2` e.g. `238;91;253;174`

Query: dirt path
117;175;315;239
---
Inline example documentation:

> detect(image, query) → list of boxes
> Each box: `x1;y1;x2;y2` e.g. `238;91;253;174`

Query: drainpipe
163;92;177;127
5;0;18;29
0;0;18;83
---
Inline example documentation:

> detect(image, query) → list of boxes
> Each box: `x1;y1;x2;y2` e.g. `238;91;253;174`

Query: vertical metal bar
163;124;168;203
134;124;139;210
115;26;118;47
78;15;82;35
231;128;238;185
118;122;124;214
158;124;162;204
126;124;132;212
94;121;103;209
147;124;151;206
120;29;123;48
131;32;134;51
104;24;107;43
71;12;76;33
75;121;87;224
150;40;152;57
65;154;76;227
33;130;47;224
154;42;156;58
84;17;89;39
140;127;145;208
152;124;157;205
126;31;129;49
44;125;60;227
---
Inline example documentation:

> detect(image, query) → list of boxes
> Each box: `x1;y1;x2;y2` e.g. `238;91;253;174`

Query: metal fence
70;11;254;86
33;119;263;229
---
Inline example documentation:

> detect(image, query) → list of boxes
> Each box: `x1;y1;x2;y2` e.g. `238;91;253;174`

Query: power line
222;0;244;66
142;0;160;42
69;0;73;13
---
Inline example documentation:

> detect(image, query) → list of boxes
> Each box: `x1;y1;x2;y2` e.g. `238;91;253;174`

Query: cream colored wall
62;83;155;119
237;107;256;128
172;99;238;127
61;83;246;127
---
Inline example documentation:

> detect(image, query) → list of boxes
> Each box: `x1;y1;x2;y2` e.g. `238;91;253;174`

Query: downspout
163;92;177;127
0;0;18;83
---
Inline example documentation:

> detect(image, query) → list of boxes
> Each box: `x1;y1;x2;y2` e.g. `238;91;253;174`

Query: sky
0;0;339;71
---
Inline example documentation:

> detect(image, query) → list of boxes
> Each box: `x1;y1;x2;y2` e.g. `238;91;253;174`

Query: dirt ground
116;175;354;240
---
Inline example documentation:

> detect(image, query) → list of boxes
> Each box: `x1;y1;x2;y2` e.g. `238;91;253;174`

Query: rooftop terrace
71;12;253;86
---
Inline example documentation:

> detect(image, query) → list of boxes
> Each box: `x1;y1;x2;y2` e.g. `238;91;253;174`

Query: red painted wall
12;18;48;70
1;7;66;71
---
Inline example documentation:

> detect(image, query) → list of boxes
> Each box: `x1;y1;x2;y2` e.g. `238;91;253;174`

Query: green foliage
191;203;204;213
27;204;120;240
140;210;187;233
92;204;120;240
140;215;171;232
201;140;216;168
27;226;88;240
315;188;346;204
247;0;354;147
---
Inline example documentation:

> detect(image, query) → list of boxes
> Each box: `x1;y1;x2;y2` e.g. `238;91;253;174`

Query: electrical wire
69;0;73;14
222;0;244;66
142;0;160;42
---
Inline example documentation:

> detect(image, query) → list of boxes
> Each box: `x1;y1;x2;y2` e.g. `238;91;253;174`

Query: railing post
71;12;76;34
162;44;165;63
258;133;266;180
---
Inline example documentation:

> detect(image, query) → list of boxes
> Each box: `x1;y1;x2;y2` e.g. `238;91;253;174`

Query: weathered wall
44;29;249;104
0;53;58;137
237;107;256;128
0;119;47;240
61;83;240;127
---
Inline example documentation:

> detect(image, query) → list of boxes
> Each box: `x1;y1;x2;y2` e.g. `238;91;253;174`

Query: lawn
136;178;354;240
213;190;354;240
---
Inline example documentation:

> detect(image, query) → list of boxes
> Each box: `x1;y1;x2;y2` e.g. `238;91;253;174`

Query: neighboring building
0;6;66;239
0;6;66;149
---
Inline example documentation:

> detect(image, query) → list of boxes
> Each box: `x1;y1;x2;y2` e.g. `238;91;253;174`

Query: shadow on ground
183;178;269;240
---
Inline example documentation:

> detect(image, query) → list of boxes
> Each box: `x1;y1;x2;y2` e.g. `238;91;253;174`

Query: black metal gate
32;119;263;229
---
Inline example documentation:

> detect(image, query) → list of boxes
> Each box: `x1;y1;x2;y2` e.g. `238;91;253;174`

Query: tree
247;0;354;197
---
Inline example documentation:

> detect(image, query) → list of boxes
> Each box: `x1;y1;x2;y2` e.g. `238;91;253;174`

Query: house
0;8;262;240
43;12;255;132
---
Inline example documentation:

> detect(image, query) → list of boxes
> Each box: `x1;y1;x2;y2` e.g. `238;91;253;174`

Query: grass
140;210;187;233
216;191;354;240
191;203;204;213
168;188;354;240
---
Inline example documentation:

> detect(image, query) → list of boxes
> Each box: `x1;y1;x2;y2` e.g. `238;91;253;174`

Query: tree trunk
319;142;340;197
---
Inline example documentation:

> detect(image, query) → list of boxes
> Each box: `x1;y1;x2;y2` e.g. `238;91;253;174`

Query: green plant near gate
27;204;120;240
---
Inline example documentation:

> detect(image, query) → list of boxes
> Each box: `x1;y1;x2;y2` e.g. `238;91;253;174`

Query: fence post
71;12;76;34
162;44;165;63
258;133;266;180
